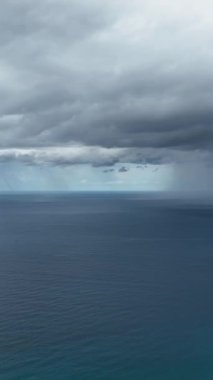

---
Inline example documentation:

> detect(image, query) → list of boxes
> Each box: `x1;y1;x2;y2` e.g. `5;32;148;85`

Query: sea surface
0;192;213;380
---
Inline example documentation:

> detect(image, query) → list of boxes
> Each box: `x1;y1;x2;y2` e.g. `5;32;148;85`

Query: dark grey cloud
103;168;115;173
0;0;213;166
118;166;128;173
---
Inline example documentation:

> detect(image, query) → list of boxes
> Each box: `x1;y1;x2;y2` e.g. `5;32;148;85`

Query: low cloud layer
1;0;213;169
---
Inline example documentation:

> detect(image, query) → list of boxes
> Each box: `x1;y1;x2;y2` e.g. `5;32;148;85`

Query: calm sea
0;192;213;380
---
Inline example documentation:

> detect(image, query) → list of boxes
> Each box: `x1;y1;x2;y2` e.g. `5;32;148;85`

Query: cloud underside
0;146;211;167
1;0;213;166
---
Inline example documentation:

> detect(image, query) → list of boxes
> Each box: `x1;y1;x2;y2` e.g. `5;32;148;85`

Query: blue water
1;192;213;379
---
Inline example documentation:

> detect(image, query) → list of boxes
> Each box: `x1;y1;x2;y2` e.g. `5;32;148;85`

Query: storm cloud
1;0;213;166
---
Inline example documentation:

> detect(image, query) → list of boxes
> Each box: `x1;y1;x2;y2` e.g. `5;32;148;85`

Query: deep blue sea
1;192;213;380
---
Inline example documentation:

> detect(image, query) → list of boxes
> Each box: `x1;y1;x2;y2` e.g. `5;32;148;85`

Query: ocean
0;192;213;380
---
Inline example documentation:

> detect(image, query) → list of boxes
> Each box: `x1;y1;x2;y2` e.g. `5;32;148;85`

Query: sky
0;0;213;191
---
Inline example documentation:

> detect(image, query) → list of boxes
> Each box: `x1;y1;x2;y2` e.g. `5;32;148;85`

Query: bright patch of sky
0;163;173;192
